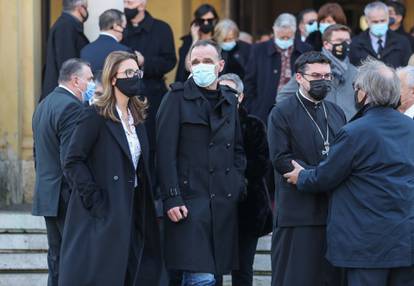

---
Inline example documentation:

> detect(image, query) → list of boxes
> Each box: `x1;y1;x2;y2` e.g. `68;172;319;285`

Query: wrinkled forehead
190;45;220;62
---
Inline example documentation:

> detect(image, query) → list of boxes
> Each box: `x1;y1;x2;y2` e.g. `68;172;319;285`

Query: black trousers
231;231;259;286
44;195;67;286
347;266;414;286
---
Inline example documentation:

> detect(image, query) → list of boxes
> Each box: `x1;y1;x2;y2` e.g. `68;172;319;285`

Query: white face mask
191;63;217;87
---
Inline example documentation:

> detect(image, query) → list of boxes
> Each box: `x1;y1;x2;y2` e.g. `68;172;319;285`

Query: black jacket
32;87;83;216
175;34;193;82
122;11;177;148
60;106;161;286
42;13;89;100
244;39;313;124
349;30;412;68
305;30;322;51
221;41;251;80
80;34;131;74
156;79;246;274
395;25;414;52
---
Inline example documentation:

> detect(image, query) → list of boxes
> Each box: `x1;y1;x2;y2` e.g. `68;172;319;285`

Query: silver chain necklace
296;92;330;156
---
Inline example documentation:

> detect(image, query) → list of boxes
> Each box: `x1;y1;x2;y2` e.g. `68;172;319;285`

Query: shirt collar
369;31;387;45
58;84;78;98
128;11;153;32
115;105;134;125
100;32;118;42
404;104;414;118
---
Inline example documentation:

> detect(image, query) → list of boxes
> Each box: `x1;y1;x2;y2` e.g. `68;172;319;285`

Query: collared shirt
404;104;414;119
58;84;78;98
369;32;387;54
276;45;294;91
115;105;141;187
100;32;118;42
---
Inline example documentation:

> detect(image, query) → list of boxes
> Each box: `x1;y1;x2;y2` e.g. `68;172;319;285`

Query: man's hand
190;23;200;43
283;160;304;185
134;50;145;67
167;205;188;223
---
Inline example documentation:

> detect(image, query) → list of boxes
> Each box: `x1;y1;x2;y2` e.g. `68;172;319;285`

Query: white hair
397;66;414;89
273;13;297;33
218;73;244;95
364;1;389;18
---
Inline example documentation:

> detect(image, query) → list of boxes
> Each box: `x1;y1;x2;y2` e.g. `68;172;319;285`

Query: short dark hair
322;24;352;42
387;0;406;18
295;51;331;74
99;9;124;31
194;4;219;20
189;40;222;60
58;58;90;83
297;8;317;24
63;0;85;12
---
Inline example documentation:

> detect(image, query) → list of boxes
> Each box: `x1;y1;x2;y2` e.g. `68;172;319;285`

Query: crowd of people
32;0;414;286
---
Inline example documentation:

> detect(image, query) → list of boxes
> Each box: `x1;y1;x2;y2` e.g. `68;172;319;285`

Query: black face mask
307;79;332;101
124;8;139;21
197;20;215;34
389;17;396;26
331;41;350;60
115;76;145;98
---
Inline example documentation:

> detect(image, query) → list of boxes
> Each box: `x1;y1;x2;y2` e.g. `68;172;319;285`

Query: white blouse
116;106;141;187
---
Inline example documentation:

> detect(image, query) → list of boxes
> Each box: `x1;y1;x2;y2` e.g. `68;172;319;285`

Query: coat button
209;168;215;174
273;69;278;74
209;142;214;148
227;193;232;198
210;193;216;199
183;180;188;185
225;168;230;174
113;175;119;181
226;143;231;148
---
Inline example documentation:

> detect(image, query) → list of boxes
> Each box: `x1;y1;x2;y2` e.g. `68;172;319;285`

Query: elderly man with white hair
284;59;414;286
350;1;412;68
397;66;414;118
244;13;312;124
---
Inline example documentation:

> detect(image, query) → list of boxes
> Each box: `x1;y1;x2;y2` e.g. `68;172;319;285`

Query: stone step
253;253;271;273
0;273;48;286
257;234;272;252
223;275;271;286
0;212;45;233
0;233;48;251
0;252;47;271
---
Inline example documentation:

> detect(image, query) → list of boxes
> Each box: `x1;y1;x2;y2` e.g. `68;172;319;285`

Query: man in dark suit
349;1;412;68
81;9;131;74
42;0;90;101
32;58;93;286
387;0;414;51
244;13;312;124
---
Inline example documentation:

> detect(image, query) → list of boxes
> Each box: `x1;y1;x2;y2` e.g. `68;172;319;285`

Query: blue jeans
182;272;216;286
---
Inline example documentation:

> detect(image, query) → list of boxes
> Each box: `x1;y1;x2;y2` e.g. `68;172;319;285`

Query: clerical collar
404;104;414;119
298;89;320;105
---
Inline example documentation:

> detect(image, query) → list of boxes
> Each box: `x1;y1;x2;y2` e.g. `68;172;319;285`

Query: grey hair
218;73;244;95
58;58;90;84
63;0;87;12
354;59;400;107
364;1;389;18
273;13;297;33
397;66;414;89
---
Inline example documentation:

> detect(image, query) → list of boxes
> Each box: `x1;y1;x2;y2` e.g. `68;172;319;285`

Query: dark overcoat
175;34;192;82
32;87;83;216
349;30;412;68
297;106;414;268
220;41;251;80
244;39;312;123
156;79;246;274
42;13;89;100
59;106;161;286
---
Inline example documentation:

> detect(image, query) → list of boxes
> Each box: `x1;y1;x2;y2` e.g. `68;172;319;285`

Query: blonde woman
214;19;251;79
60;51;161;286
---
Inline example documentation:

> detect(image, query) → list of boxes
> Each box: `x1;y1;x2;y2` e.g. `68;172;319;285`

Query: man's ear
218;59;225;73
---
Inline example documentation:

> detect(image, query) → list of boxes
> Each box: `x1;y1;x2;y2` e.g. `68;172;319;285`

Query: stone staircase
0;210;271;286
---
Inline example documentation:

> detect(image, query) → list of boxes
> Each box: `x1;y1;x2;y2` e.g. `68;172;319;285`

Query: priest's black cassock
267;91;346;286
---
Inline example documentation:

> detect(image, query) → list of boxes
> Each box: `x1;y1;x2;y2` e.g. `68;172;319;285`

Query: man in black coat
80;9;130;74
267;52;346;286
349;1;412;68
121;0;177;157
387;0;414;51
32;58;93;286
156;40;246;285
244;13;312;124
42;0;90;101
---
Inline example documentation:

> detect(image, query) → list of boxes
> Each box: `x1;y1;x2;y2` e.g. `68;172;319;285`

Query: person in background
349;1;411;68
175;4;219;82
81;9;130;74
255;29;273;43
278;24;357;120
397;66;414;118
387;0;414;51
214;19;251;80
60;51;161;286
284;59;414;286
306;3;347;51
32;58;93;286
244;13;312;124
296;8;318;43
268;51;346;286
239;31;253;44
219;73;272;286
41;0;90;101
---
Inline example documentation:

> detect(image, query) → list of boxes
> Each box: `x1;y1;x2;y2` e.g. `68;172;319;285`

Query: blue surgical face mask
191;63;217;88
220;41;237;51
83;81;96;102
275;38;294;50
319;22;332;34
305;21;318;35
370;22;388;37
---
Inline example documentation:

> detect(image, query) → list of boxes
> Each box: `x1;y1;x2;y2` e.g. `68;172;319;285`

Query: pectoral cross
322;142;330;156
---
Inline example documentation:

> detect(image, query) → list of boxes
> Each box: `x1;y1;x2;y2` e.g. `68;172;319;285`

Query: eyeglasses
196;18;216;25
302;73;332;80
117;69;144;79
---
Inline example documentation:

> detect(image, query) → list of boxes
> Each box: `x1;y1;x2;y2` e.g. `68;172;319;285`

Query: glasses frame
116;69;144;79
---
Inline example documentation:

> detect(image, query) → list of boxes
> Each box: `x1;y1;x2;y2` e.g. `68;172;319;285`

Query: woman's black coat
60;106;161;286
221;41;251;80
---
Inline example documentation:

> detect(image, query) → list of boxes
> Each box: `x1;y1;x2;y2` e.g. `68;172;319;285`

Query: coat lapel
210;88;235;135
105;119;134;166
381;31;398;59
183;79;210;125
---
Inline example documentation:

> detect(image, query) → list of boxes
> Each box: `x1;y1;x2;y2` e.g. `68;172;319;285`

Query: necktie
377;38;384;59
